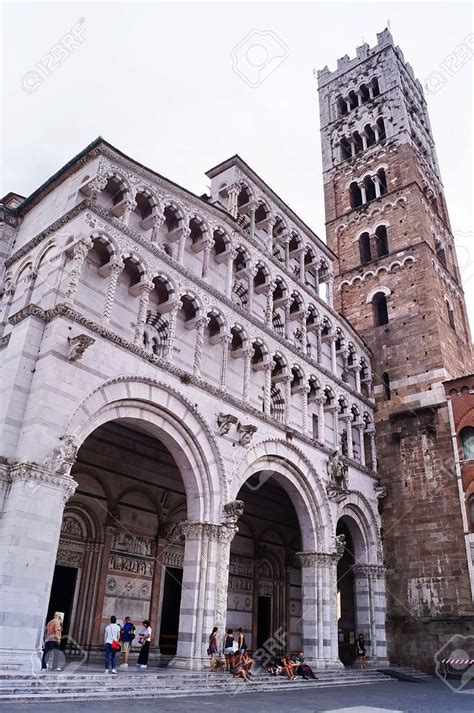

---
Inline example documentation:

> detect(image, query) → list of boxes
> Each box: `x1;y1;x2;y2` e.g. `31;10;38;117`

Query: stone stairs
378;665;434;682
0;667;393;703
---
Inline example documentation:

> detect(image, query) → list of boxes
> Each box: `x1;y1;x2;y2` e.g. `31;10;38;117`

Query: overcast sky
2;1;473;320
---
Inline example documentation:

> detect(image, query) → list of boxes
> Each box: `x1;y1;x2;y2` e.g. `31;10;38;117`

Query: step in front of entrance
0;669;392;703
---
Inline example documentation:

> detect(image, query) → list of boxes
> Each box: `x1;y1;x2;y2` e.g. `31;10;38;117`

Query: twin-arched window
460;426;474;460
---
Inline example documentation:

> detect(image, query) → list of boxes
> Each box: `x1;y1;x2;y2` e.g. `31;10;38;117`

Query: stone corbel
223;500;244;527
374;483;388;500
237;423;258;446
67;333;95;361
44;434;79;475
217;413;238;435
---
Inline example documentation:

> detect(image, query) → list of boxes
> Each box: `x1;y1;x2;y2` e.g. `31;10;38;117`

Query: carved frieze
111;533;154;557
108;554;154;577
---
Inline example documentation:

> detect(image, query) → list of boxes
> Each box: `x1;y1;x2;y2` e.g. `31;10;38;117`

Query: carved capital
67;333;95;361
9;462;77;503
217;412;238;435
43;434;78;475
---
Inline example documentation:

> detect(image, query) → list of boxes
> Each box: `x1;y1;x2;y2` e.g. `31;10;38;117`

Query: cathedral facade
0;139;386;671
318;29;473;670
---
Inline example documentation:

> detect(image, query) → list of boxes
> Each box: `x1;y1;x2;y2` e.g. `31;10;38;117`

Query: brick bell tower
318;29;474;671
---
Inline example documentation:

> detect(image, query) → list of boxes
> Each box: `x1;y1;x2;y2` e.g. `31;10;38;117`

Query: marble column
284;375;292;424
219;334;231;391
225;249;237;299
201;237;214;279
227;187;239;218
343;415;354;459
299;249;306;284
120;199;137;226
242;346;255;401
330;335;337;375
265;284;274;327
263;361;274;415
355;424;365;466
316;395;326;444
368;429;377;471
297;550;344;669
300;311;308;355
301;385;310;436
177;227;191;264
358;182;367;204
133;280;154;344
193;316;208;377
164;301;180;361
64;238;93;306
0;462;77;671
100;260;124;325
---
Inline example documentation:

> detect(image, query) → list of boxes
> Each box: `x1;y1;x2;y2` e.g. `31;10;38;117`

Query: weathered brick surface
319;30;474;671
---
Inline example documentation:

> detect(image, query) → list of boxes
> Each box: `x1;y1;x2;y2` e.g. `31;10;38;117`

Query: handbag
111;639;121;651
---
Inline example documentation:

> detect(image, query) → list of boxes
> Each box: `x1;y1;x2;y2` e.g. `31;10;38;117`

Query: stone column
88;176;108;203
358;181;367;204
284;299;291;340
134;280;154;344
354;423;365;466
330;335;337;374
150;215;165;243
368;429;377;471
101;260;124;325
314;261;320;296
225;249;237;299
121;199;136;226
299;250;306;284
177;227;191;264
327;275;334;307
354;365;361;393
297;551;344;669
247;268;256;315
372;124;380;141
263;361;274;415
164;301;180;361
301;385;310;435
219;334;231;391
373;175;381;198
172;514;240;670
249;203;257;240
315;324;322;364
227;186;239;218
367;565;388;663
343;415;354;459
0;283;16;332
242;346;255;401
361;133;368;151
64;238;93;306
316;395;326;443
352;566;371;654
300;311;308;355
193;316;208;377
201;237;214;279
265;283;274;327
0;462;77;671
284;375;291;424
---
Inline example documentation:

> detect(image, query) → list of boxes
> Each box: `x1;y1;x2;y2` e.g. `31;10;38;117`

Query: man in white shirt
104;615;121;674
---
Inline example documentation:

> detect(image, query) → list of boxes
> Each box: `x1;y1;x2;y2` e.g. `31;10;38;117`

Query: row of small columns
342;124;383;155
340;85;377;112
355;175;384;202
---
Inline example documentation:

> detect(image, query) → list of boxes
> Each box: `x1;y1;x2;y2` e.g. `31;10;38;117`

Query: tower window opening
372;292;389;326
435;237;447;268
340;137;352;161
446;299;455;331
382;371;391;400
353;132;363;154
377;169;388;195
377;117;386;141
364;176;376;202
371;77;380;97
364;124;376;148
350;182;363;208
359;233;372;264
337;96;348;116
460;427;474;461
348;90;359;110
359;83;370;103
375;225;389;257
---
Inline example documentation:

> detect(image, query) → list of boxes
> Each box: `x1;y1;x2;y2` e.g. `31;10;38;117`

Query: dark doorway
336;521;356;665
47;565;78;640
257;596;272;650
159;567;183;655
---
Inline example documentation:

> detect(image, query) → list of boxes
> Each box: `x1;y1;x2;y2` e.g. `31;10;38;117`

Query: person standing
356;633;367;669
208;627;220;671
104;615;121;674
136;620;152;669
223;628;234;672
41;613;63;671
120;616;135;668
236;627;247;654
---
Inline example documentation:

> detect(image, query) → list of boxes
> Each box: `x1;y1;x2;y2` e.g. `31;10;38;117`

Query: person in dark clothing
356;633;366;669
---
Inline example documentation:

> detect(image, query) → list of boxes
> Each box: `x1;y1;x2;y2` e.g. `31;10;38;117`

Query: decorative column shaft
354;365;361;393
299;250;306;284
314;262;320;296
330;335;337;374
265;285;274;326
373;175;381;198
243;346;254;401
227;187;239;218
201;238;214;279
219;334;231;391
368;430;377;471
249;204;257;240
150;215;164;243
344;416;354;459
225;250;236;298
284;375;291;424
358;182;367;204
102;260;124;325
64;238;92;306
134;281;154;345
301;312;308;355
301;385;310;435
355;424;365;466
121;199;136;226
164;302;180;361
177;227;190;264
317;396;326;443
315;325;322;364
284;300;291;340
247;269;255;315
327;276;334;307
193;316;208;377
263;361;273;415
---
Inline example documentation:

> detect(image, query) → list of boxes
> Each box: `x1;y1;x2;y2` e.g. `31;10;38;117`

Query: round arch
63;377;226;522
230;439;334;552
337;491;382;564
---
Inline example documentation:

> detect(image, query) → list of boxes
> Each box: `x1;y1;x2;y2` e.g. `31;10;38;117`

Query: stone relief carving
67;333;95;361
335;533;346;558
217;413;238;435
223;500;244;527
237;423;258;446
44;434;78;476
229;556;253;577
374;483;388;500
111;533;154;557
108;554;154;577
326;449;349;502
56;548;84;568
61;516;82;537
162;544;184;569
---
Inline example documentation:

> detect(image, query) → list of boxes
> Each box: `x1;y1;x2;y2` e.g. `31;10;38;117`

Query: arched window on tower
340;137;352;161
359;83;370;103
377;169;388;195
382;371;391;400
371;77;380;97
376;117;386;141
352;131;363;154
348;90;359;110
337;96;348;116
445;298;455;331
359;232;372;264
460;427;474;460
350;182;363;208
435;237;447;268
375;225;389;257
364;175;376;202
372;292;389;326
364;124;376;148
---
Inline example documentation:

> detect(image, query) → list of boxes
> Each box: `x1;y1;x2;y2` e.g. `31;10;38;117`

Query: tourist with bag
207;626;220;671
136;620;152;669
120;616;135;668
41;612;63;671
104;615;121;674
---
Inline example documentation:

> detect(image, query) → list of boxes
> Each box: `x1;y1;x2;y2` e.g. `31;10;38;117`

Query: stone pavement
7;680;474;713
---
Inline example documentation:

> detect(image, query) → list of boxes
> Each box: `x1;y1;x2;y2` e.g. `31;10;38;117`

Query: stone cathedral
0;29;471;674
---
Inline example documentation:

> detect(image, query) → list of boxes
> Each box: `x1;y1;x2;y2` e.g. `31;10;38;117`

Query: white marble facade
0;140;387;671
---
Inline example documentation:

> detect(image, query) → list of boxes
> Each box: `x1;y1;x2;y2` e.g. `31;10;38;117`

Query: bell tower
318;29;473;670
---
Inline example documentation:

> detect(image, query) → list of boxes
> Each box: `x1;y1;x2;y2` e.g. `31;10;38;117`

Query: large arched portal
48;419;190;660
229;473;302;654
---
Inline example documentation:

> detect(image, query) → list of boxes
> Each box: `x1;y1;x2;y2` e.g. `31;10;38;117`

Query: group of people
207;627;317;683
103;616;152;673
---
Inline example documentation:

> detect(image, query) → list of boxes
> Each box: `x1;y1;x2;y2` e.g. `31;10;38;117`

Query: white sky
2;1;473;321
